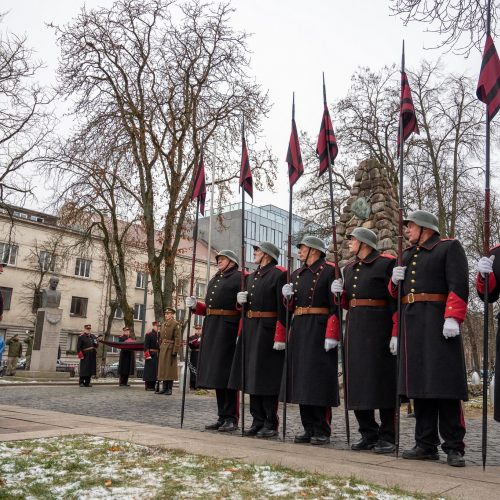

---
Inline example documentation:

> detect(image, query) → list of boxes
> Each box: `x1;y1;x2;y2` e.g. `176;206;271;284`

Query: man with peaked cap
279;235;340;445
331;227;397;454
157;307;181;395
77;324;97;387
186;249;241;432
143;321;160;391
117;326;135;387
391;210;468;467
228;242;287;438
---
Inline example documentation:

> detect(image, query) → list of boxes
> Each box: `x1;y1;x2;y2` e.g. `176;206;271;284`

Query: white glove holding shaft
237;291;248;304
478;255;495;277
185;296;197;309
443;317;460;339
389;337;398;355
391;266;406;285
282;283;294;299
324;338;339;352
273;341;285;350
331;279;344;294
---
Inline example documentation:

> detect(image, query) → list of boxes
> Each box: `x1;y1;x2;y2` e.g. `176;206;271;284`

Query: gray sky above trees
3;0;486;211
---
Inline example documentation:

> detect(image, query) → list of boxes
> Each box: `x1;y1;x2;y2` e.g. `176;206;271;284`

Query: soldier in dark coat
391;210;468;467
143;321;160;391
476;245;500;422
156;308;181;395
279;236;340;446
186;249;241;432
331;228;397;454
188;325;202;389
77;324;97;387
228;242;286;438
117;327;135;387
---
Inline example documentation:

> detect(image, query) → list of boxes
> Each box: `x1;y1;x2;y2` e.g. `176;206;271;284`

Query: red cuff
388;281;398;299
274;320;286;342
476;272;497;296
391;311;398;338
325;314;340;340
77;351;84;359
144;350;151;359
444;291;467;322
194;302;207;315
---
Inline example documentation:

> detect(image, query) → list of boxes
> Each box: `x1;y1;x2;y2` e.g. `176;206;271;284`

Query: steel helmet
253;241;280;262
403;210;439;234
347;227;378;250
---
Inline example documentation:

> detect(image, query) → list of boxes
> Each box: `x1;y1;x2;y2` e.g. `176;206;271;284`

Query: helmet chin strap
304;247;312;265
417;227;424;245
219;259;231;274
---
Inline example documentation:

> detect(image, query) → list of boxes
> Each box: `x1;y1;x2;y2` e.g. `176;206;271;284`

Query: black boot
165;380;173;395
158;381;168;394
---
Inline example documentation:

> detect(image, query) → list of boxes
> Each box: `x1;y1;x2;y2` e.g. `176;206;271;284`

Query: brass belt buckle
295;307;302;315
407;292;415;304
247;311;253;319
351;299;357;308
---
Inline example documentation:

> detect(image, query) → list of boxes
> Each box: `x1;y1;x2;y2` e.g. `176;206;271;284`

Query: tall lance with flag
180;148;207;428
394;41;419;456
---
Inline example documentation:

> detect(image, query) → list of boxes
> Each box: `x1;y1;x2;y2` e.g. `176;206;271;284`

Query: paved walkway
1;386;500;498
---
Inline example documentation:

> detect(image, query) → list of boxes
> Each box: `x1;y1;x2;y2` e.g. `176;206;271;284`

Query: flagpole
481;0;492;471
323;74;350;445
206;141;216;285
240;118;247;436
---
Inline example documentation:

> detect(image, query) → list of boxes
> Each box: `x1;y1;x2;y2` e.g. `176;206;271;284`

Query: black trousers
189;351;198;389
119;375;129;386
215;388;238;423
250;394;279;430
145;381;156;389
299;404;332;437
79;376;91;386
414;398;466;454
354;408;395;443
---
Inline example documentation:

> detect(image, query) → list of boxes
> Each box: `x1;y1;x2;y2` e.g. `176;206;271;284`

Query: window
106;335;120;354
70;296;88;317
259;224;268;242
0;287;12;310
246;244;253;263
245;220;256;239
74;258;92;278
194;315;203;327
134;303;145;321
136;271;147;289
195;282;206;298
176;309;186;322
67;334;79;353
177;279;188;297
0;243;18;266
39;251;55;272
114;306;124;319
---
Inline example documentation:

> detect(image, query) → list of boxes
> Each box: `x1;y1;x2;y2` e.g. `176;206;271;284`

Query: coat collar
255;261;275;276
299;256;325;274
406;233;441;252
355;249;380;264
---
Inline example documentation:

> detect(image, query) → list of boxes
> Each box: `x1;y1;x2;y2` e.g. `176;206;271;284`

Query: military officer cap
253;241;280;262
215;249;239;266
403;210;440;234
152;321;159;326
347;227;378;250
164;307;176;314
297;235;327;256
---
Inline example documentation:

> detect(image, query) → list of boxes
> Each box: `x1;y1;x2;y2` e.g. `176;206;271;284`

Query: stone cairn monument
328;159;401;266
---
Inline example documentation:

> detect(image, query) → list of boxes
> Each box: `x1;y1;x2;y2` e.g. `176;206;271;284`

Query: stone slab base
14;371;71;380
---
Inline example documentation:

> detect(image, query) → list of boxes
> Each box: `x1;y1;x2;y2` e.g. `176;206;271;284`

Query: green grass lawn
0;436;438;499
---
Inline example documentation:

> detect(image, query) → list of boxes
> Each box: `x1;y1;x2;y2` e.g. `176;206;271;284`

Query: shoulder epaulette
325;261;336;267
275;265;287;272
380;253;396;260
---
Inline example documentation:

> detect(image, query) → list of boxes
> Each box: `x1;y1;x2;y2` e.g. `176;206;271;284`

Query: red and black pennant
397;71;419;154
240;135;253;199
316;104;338;176
191;155;206;215
286;117;303;187
477;35;500;121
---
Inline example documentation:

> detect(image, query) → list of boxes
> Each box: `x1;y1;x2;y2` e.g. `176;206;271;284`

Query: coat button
410;279;415;283
410;288;415;292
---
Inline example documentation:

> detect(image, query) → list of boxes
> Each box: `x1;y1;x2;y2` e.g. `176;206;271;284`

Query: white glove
185;296;197;309
478;255;495;277
331;279;344;294
273;341;285;350
443;317;460;339
282;283;294;299
237;291;248;304
391;266;406;285
389;337;398;355
324;338;339;351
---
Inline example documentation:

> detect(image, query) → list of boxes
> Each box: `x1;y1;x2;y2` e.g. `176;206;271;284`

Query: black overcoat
195;265;241;389
279;257;340;407
77;333;97;377
395;234;469;400
143;330;160;382
342;250;397;410
118;335;135;376
228;262;286;395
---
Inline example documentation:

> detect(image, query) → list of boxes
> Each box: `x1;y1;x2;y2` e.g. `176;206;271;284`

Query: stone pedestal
30;308;63;372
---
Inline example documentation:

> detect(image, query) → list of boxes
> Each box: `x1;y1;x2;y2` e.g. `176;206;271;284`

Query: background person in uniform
157;308;181;395
24;332;34;370
391;210;468;467
331;228;397;454
118;326;135;387
186;249;241;432
5;334;22;376
77;324;97;387
143;321;160;391
228;242;286;438
94;334;105;378
280;236;340;446
188;324;202;390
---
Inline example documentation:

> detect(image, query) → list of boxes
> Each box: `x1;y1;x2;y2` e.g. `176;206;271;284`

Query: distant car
104;361;144;378
16;358;27;370
15;358;76;376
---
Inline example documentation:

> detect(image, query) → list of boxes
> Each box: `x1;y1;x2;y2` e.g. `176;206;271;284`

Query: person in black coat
117;327;135;387
186;249;241;433
391;210;468;467
77;324;97;387
228;242;286;438
331;228;397;454
188;325;202;389
279;236;340;446
143;321;160;391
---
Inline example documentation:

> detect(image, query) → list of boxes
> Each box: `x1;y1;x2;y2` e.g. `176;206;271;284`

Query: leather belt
402;293;447;304
161;340;174;345
294;307;329;316
246;311;277;318
149;348;159;352
83;346;96;352
207;308;239;316
349;299;388;308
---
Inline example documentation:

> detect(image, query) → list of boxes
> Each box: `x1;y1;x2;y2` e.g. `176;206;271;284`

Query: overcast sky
2;0;484;212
